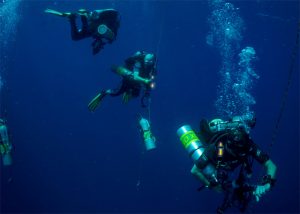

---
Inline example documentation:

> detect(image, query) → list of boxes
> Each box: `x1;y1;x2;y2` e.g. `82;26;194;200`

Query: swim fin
88;92;106;112
122;92;132;104
44;9;71;17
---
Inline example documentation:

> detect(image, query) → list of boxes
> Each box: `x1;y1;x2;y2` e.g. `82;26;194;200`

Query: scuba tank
0;122;12;166
112;66;151;85
112;66;132;77
139;117;156;151
177;125;218;186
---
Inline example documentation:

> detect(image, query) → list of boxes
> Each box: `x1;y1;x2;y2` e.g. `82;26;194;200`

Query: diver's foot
77;8;88;14
44;9;74;18
97;92;106;101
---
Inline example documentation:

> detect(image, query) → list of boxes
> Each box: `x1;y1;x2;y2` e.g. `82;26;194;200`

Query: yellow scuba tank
217;141;224;158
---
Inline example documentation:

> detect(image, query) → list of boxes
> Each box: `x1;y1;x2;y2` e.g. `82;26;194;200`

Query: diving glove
253;184;271;202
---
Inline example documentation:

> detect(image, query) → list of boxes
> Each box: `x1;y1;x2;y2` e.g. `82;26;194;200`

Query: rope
0;82;3;118
136;15;164;190
0;47;4;118
136;149;144;192
256;21;300;187
147;97;151;123
155;17;164;61
141;15;164;122
269;21;300;153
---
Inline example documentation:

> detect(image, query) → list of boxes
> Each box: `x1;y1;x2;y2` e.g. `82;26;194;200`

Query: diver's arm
250;141;277;180
132;72;151;85
253;159;277;202
111;66;151;85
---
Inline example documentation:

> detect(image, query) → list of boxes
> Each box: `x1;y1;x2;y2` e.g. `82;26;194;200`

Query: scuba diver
88;50;156;111
88;50;157;151
0;118;12;167
177;115;277;213
45;8;120;55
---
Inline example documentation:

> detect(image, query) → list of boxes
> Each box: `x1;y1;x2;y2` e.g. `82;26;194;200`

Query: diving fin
122;92;132;104
44;9;71;17
88;92;106;112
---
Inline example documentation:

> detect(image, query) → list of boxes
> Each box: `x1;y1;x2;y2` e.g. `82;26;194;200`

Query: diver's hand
133;72;152;85
142;79;151;85
132;73;151;85
132;72;139;80
253;183;271;202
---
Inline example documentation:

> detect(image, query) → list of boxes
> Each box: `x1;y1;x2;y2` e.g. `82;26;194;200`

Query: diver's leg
106;82;126;97
88;81;125;111
80;15;89;33
69;15;81;40
69;14;87;40
88;82;126;109
217;189;234;214
91;39;104;55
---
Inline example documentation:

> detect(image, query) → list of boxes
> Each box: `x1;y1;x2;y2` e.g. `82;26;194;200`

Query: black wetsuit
69;9;120;54
197;121;270;213
105;52;156;104
202;130;269;173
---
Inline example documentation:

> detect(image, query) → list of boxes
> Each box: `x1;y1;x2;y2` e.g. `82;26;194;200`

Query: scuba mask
209;114;256;134
144;54;157;74
144;54;155;66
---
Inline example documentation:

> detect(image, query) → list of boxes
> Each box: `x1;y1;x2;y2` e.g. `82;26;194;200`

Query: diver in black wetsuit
178;115;277;213
87;51;157;151
88;50;157;111
45;8;120;55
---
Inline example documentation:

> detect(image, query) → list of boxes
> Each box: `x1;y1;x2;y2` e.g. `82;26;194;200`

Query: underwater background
0;0;299;213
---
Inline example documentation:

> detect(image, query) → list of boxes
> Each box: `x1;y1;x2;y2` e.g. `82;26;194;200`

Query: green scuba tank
0;123;12;166
177;125;218;186
139;117;156;151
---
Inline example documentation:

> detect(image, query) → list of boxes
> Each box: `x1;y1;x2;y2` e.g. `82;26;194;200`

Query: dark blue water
0;0;299;213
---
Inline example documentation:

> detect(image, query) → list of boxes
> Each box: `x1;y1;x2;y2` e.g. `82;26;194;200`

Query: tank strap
209;132;229;145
